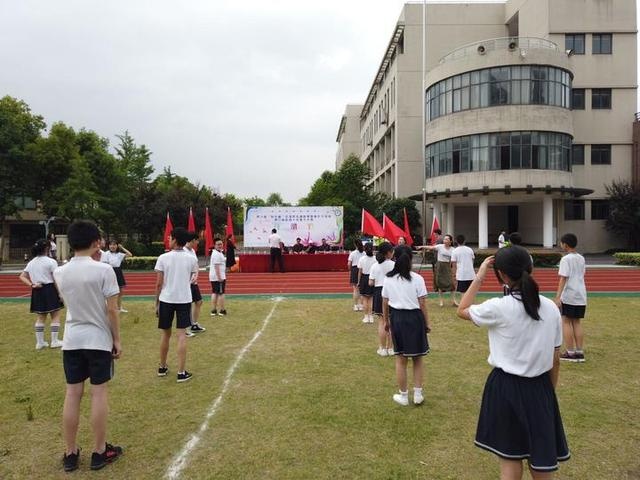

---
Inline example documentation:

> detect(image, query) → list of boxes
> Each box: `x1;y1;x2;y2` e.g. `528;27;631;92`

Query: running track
1;268;638;297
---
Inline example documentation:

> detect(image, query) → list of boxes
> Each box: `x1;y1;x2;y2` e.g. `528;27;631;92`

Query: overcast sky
1;1;635;204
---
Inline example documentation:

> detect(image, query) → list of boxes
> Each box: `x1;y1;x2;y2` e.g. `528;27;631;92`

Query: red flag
383;214;407;245
225;207;235;245
187;207;196;232
430;214;441;245
403;208;414;246
204;207;214;256
163;212;173;251
361;209;384;238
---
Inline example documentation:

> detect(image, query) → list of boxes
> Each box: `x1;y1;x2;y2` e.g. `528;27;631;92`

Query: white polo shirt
209;249;227;282
433;244;453;262
24;255;58;284
451;245;476;281
155;249;199;304
369;259;395;287
381;272;428;310
357;254;377;275
469;295;562;377
101;251;126;268
558;252;587;306
53;256;120;352
268;233;282;248
348;249;364;268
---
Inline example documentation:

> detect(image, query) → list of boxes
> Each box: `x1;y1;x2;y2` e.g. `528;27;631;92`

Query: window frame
592;33;613;55
565;33;585;55
591;200;610;220
591;88;612;109
571;88;585;110
571;144;584;165
564;200;585;221
591;144;611;165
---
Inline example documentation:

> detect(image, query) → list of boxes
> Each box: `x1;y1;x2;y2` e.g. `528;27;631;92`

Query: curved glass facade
426;66;572;121
426;131;572;178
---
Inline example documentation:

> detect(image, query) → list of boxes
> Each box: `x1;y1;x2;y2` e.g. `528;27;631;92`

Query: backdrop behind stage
243;206;343;247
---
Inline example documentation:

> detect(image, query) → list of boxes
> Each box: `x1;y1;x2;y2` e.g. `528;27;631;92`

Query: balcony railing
439;37;560;64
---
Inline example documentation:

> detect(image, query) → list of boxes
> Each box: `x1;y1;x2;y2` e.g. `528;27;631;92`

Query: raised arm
119;244;133;258
457;256;494;321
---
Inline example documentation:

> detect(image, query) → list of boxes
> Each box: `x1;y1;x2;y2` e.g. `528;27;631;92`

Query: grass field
1;295;639;479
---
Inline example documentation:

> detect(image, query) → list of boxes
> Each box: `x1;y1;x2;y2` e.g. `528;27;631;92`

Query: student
450;234;475;307
382;248;431;406
268;228;285;272
101;240;132;313
498;230;507;248
369;242;395;356
48;232;58;260
357;242;377;324
225;234;237;271
209;238;227;316
424;234;455;307
457;247;570;479
555;233;587;363
184;233;205;335
19;239;64;349
53;220;123;472
347;239;365;311
155;227;199;383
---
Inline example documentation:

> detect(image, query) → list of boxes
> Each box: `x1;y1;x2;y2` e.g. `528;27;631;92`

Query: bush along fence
614;253;640;266
419;250;562;268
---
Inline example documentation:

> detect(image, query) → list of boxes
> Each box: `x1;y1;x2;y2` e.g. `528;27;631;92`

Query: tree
605;180;640;250
0;96;46;223
114;131;154;184
375;196;421;237
244;196;266;207
266;192;290;206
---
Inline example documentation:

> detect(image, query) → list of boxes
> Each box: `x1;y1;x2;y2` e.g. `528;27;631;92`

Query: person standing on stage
268;228;285;273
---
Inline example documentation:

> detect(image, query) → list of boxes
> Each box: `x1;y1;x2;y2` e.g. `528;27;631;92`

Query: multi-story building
339;0;637;252
335;104;363;170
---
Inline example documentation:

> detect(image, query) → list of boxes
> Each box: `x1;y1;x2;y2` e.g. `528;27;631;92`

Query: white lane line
164;297;283;480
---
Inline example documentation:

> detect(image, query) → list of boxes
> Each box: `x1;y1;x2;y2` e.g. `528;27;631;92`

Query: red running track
1;269;638;297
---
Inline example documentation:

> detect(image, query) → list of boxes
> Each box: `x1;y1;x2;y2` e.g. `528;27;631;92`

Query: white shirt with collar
101;251;126;268
268;233;282;248
24;255;58;284
155;249;199;304
381;271;428;310
369;259;395;287
209;249;227;281
558;252;587;305
451;245;476;281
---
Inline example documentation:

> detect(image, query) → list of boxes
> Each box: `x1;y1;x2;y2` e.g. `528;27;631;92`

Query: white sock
51;324;60;343
35;325;45;344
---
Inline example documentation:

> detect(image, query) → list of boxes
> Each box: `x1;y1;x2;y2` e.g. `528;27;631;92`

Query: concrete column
56;234;70;261
478;197;488;249
543;197;553;248
446;203;455;237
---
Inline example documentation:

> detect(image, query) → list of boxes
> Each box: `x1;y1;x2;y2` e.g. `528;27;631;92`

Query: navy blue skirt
372;286;383;315
389;307;429;357
113;266;126;288
358;274;374;297
30;283;64;314
475;368;570;472
349;265;359;285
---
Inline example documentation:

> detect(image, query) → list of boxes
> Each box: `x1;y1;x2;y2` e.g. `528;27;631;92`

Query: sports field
1;296;639;479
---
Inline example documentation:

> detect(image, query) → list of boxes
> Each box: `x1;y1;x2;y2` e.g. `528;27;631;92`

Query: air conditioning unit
477;45;486;55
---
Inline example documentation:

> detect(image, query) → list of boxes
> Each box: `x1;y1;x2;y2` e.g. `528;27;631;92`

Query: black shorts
63;349;113;385
349;266;359;286
158;301;192;330
211;280;226;295
372;286;383;315
456;280;473;293
190;283;203;303
113;266;126;288
30;283;64;314
358;274;374;297
561;303;586;319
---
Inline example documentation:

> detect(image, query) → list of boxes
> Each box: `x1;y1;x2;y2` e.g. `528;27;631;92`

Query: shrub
417;248;561;268
614;252;640;266
123;256;158;270
123;241;166;257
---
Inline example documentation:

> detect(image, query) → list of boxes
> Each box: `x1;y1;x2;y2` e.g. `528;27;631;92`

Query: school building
337;0;638;252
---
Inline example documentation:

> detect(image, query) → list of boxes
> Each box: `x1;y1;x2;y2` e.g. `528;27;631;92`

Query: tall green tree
605;180;640;250
114;131;154;184
266;192;290;206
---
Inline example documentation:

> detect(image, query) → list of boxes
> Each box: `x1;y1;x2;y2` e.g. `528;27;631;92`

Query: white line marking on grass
164;297;283;480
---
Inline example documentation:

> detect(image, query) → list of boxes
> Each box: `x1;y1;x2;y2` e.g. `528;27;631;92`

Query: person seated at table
317;238;331;252
292;238;305;254
307;242;318;254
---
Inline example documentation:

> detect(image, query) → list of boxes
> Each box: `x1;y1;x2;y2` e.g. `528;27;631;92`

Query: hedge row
124;241;166;257
419;249;562;268
613;252;640;266
123;256;159;270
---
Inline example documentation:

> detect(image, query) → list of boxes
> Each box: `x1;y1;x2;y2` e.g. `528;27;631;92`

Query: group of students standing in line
346;232;588;479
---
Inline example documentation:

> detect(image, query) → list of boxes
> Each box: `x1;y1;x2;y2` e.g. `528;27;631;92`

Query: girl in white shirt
368;242;395;356
457;246;570;479
347;239;365;312
101;240;132;313
19;239;64;349
356;242;377;324
381;247;431;406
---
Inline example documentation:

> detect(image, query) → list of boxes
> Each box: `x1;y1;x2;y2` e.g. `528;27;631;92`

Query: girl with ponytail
456;246;570;478
368;242;395;356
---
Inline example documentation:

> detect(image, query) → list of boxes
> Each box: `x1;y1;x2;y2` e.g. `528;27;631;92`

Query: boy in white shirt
555;233;587;362
209;238;227;316
53;221;123;472
155;227;199;382
184;233;205;334
451;234;476;307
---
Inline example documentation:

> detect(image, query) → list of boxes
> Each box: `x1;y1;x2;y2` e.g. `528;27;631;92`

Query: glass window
572;144;584;165
592;33;612;54
591;200;610;220
564;200;585;220
591;144;611;164
565;34;585;54
592;88;612;109
461;87;470;110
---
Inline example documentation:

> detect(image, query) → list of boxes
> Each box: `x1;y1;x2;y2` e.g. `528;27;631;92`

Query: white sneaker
392;392;409;406
185;329;196;338
362;316;369;324
119;308;128;313
376;347;388;357
387;348;395;356
368;315;375;324
357;305;364;311
413;391;424;405
50;340;63;349
35;341;49;350
353;305;359;312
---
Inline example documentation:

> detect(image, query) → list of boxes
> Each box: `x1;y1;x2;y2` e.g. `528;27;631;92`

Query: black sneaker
574;352;586;363
158;365;168;377
90;443;122;470
218;310;227;316
177;371;193;383
210;309;217;316
63;448;80;472
190;323;206;333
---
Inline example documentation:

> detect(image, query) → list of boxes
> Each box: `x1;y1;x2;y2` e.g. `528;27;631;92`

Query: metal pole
422;0;427;245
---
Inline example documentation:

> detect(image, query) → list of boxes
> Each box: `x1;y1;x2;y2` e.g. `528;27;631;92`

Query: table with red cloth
239;253;349;273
